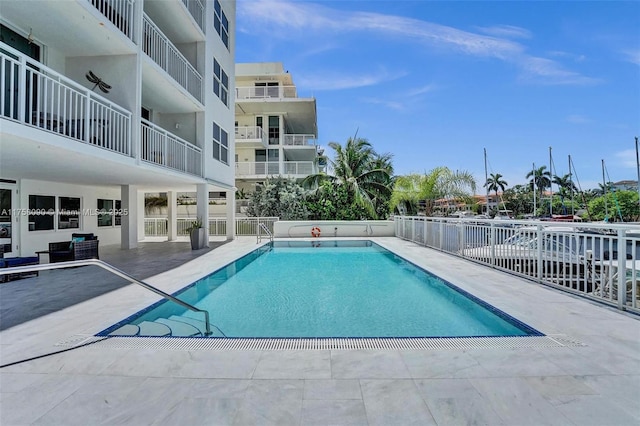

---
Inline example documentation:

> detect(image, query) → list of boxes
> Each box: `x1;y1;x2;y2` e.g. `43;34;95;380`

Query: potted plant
187;217;205;250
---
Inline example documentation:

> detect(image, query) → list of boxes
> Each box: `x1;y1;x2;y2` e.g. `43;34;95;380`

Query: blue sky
235;0;640;191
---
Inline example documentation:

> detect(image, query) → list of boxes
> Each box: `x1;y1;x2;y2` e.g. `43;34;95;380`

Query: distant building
612;180;638;192
234;62;321;214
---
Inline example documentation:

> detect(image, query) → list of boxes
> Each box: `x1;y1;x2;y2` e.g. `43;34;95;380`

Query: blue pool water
100;241;541;338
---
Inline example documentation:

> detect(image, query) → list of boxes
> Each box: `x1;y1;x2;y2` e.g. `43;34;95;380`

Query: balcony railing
89;0;134;40
143;14;203;103
141;119;202;176
182;0;205;33
235;161;315;177
235;85;298;100
0;42;132;156
283;134;316;146
235;126;266;144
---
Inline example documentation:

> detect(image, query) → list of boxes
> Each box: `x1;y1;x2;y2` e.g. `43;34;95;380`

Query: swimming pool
99;240;542;338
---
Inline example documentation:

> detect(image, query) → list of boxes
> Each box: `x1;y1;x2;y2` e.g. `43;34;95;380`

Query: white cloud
622;49;640;66
297;69;407;91
566;114;590;124
361;97;405;111
406;84;439;97
238;0;597;86
615;149;637;168
519;57;600;85
476;24;532;39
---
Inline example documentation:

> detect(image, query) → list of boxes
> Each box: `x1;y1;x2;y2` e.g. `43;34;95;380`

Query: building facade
234;62;320;213
0;0;236;256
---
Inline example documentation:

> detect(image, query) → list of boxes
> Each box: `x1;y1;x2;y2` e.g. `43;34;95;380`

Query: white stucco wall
17;179;124;255
273;221;395;238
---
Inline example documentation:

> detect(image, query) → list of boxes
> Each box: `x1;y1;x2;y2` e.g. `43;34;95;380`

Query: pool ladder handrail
257;222;273;243
0;259;213;336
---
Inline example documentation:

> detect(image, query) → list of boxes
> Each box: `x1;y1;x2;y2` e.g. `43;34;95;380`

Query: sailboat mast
484;148;489;215
549;147;553;217
636;136;640;214
568;155;574;216
602;159;608;221
532;162;537;215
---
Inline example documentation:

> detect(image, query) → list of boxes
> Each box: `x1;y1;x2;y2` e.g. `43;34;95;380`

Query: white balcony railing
235;126;267;144
395;216;640;314
235;161;315;177
283;134;316;146
0;42;132;156
235;162;280;177
235;85;298;100
141;119;202;176
283;161;315;176
143;14;203;103
182;0;205;33
88;0;134;40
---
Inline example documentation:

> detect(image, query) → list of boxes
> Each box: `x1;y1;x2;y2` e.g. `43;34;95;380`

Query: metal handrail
0;259;212;335
257;222;273;243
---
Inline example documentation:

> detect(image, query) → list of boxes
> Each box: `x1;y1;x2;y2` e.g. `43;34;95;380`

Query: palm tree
302;137;392;219
526;166;551;197
552;173;578;198
484;173;508;211
390;167;476;216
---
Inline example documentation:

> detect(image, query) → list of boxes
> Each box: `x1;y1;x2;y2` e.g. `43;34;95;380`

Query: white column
121;185;139;249
137;193;144;241
196;183;209;248
167;191;177;241
226;189;236;240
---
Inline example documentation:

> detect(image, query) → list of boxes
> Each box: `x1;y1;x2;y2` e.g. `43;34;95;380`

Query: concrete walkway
1;237;639;425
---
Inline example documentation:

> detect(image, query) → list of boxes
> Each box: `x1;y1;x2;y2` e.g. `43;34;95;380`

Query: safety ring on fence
311;226;321;237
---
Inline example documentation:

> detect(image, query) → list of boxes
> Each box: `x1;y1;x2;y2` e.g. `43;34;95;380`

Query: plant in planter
186;217;206;250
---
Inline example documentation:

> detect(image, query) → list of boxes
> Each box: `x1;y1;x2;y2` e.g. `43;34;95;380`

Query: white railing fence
144;217;279;237
283;134;316;146
394;216;640;313
0;42;132;156
235;126;266;143
88;0;134;40
141;120;202;176
235;162;280;177
142;15;203;103
283;161;314;176
181;0;205;33
235;85;298;100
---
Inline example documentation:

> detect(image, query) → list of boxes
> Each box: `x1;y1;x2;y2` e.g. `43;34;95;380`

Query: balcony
143;14;203;104
235;86;298;100
181;0;206;34
144;0;205;44
235;126;267;147
88;0;135;41
141;120;202;177
283;134;316;146
0;42;131;156
235;161;315;178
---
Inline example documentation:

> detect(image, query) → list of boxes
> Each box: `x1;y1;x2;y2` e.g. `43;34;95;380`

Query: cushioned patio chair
49;233;99;263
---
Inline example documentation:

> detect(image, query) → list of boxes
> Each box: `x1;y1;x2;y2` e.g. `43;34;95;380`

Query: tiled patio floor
1;237;639;425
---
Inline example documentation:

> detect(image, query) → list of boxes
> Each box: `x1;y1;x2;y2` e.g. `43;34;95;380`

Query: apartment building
0;0;236;256
234;62;321;213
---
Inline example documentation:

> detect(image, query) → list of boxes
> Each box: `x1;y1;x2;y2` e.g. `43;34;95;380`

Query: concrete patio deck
1;237;639;425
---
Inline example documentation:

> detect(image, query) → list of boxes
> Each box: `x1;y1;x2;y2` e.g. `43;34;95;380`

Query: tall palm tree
302;137;392;219
484;173;508;211
526;166;551;197
552;173;578;198
391;167;476;216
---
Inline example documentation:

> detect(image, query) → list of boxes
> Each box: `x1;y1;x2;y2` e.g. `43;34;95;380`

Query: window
97;199;113;227
58;197;80;229
268;116;280;145
213;58;229;106
214;0;230;49
213;122;228;164
28;195;55;231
